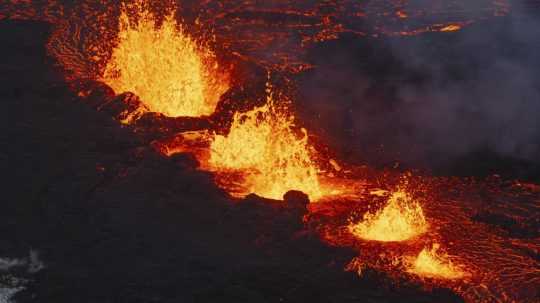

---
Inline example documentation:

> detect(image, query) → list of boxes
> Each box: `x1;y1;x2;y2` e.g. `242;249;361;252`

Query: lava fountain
408;244;467;280
2;1;536;302
349;188;428;242
208;87;326;201
102;1;229;117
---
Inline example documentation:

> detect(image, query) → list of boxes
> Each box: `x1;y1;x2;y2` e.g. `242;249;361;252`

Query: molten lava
3;1;538;302
349;189;428;242
102;1;229;117
440;24;463;32
408;244;466;280
208;88;324;201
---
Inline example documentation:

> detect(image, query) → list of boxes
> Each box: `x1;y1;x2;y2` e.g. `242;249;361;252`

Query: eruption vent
102;1;229;117
349;189;427;242
408;244;466;280
208;88;323;200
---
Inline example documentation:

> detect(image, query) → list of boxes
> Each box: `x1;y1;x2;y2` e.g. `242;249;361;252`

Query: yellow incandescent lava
102;1;229;117
440;24;462;32
408;244;466;279
349;189;428;242
208;90;324;201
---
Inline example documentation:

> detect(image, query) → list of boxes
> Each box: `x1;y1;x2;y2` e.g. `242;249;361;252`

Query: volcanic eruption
407;243;467;280
102;1;229;118
1;0;539;303
208;87;324;200
349;188;428;242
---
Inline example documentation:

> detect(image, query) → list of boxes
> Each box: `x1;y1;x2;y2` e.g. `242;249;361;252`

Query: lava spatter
102;1;229;117
407;243;467;280
349;188;428;242
207;87;324;201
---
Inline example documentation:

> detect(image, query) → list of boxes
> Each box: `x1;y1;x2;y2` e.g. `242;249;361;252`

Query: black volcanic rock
284;190;310;207
169;152;200;170
1;19;465;303
283;190;310;222
79;80;116;109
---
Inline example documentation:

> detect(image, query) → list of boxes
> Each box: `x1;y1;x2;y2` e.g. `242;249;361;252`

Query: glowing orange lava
440;24;462;32
208;87;327;201
408;244;467;280
5;1;534;302
349;189;428;242
102;1;229;117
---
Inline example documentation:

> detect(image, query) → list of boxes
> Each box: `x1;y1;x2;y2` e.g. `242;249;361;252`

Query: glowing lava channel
408;244;467;280
349;189;428;242
102;1;229;117
208;88;325;201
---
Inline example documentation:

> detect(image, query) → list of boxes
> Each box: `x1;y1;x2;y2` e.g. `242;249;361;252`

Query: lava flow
1;1;538;303
154;83;361;201
102;1;229;117
316;175;539;303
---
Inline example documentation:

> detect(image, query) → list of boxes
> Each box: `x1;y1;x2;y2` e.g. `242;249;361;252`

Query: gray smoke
298;1;540;173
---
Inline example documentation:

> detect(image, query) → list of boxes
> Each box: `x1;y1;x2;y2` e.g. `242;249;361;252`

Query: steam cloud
298;1;540;176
